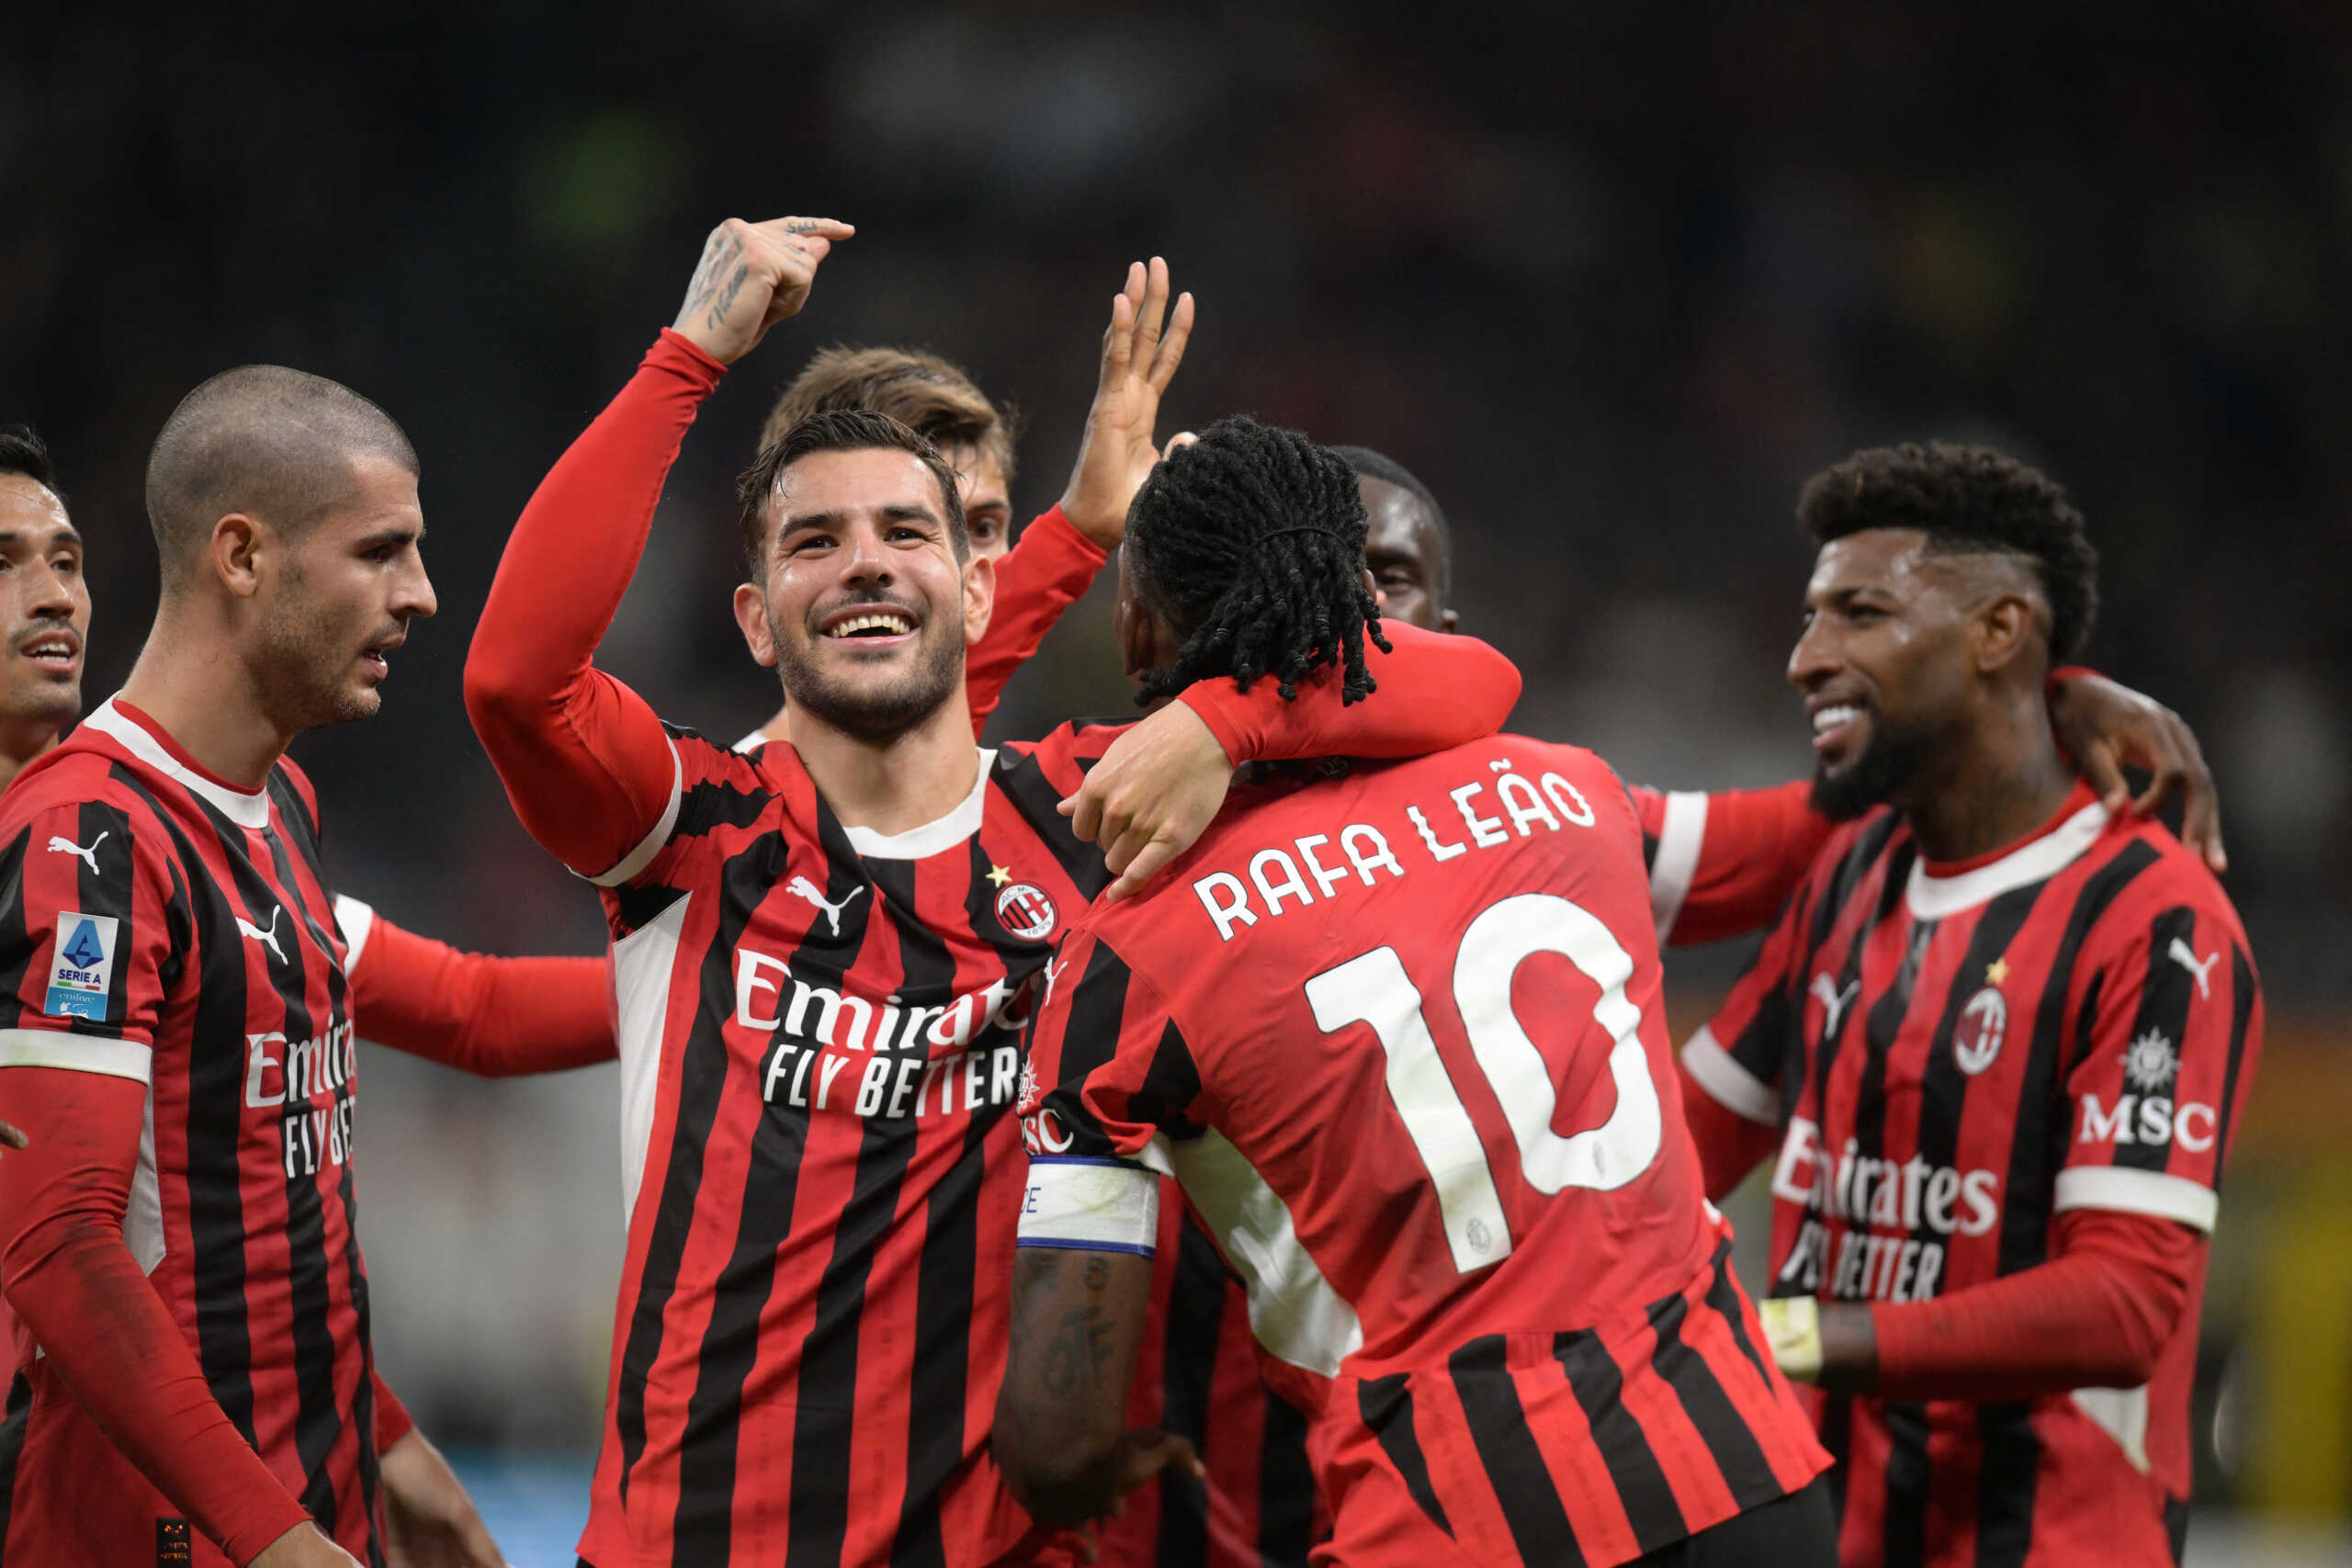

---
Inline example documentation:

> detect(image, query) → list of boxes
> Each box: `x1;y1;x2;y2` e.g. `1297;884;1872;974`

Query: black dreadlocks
1126;414;1391;706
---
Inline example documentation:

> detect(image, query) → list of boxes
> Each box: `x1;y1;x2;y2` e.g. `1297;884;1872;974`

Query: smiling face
0;474;90;760
1789;527;1979;819
734;446;991;742
249;450;435;731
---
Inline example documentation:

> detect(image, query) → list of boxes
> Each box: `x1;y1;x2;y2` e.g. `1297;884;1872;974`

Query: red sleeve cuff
2046;664;2101;696
1176;685;1247;767
652;327;729;386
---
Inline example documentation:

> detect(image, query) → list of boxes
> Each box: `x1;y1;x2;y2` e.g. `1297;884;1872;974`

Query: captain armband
1015;1156;1161;1256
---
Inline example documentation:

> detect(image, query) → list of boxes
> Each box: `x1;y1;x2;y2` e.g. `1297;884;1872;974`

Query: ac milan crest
994;882;1058;942
1952;985;2007;1075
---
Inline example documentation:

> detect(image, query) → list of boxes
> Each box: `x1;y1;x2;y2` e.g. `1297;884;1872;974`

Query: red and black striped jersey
1631;780;1831;948
1681;784;2262;1567
1021;735;1830;1568
0;698;383;1563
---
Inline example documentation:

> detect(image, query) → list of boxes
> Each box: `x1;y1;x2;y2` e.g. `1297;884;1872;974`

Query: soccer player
1005;416;1837;1567
464;215;1522;1567
747;334;1322;1566
0;389;616;1564
1674;444;2260;1565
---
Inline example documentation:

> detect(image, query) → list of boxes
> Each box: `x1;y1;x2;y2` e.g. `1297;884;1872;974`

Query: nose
27;560;76;619
838;523;894;587
397;553;437;621
1787;615;1838;692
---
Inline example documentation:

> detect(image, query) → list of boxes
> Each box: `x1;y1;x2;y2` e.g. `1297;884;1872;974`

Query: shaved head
145;366;416;588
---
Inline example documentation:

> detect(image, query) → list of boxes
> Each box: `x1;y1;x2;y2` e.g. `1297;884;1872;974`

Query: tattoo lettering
1039;1305;1116;1395
706;263;752;332
681;229;746;320
785;217;831;234
1084;1256;1109;1292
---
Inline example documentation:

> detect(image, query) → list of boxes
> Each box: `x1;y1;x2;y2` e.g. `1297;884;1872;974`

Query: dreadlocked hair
1127;414;1391;707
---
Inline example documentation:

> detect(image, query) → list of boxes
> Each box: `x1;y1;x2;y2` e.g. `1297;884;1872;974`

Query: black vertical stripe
2001;840;2159;1277
229;816;340;1532
2213;948;2256;1175
2116;908;2199;1175
1037;939;1136;1156
1876;1399;1932;1568
1453;1337;1586;1564
260;807;383;1562
1817;1393;1852;1514
1256;1381;1317;1568
1154;1219;1227;1568
1806;839;1915;1256
664;824;824;1559
112;773;259;1444
1702;1245;1772;1389
1646;1250;1769;1504
1645;1267;1781;1508
1355;1372;1453;1539
1553;1326;1685;1555
0;828;35;1015
68;802;139;1028
783;809;928;1568
614;825;789;1510
1807;813;1905;954
1972;1403;2039;1568
1907;885;2044;1261
989;749;1113;901
885;851;982;1568
0;1371;30;1562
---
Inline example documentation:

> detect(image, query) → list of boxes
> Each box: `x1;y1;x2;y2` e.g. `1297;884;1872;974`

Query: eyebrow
0;526;83;550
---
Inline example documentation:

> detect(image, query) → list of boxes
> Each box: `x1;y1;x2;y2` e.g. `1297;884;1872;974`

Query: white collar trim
840;749;995;860
1905;800;2109;920
82;698;272;829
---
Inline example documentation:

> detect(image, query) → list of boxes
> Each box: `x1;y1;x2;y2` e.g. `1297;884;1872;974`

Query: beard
1809;710;1942;821
776;594;965;743
251;573;380;734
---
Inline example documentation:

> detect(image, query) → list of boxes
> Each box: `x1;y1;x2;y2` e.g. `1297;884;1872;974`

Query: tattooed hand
1057;257;1195;547
672;216;856;367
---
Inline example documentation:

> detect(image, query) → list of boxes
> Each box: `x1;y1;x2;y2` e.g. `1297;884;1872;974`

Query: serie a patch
45;912;119;1021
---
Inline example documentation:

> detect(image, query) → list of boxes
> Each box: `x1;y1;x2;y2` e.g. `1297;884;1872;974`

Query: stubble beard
1809;712;1943;822
775;599;965;744
252;577;379;736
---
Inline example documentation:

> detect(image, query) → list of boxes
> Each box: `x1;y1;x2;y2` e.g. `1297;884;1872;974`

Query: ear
1439;607;1461;635
961;549;996;649
733;581;778;667
209;514;265;599
1114;558;1156;680
1972;592;2038;677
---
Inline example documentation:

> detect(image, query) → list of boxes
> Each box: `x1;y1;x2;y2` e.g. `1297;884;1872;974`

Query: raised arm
968;258;1194;729
336;898;614;1077
464;216;851;876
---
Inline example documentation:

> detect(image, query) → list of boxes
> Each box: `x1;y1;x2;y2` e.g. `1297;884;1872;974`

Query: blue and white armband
1016;1156;1161;1256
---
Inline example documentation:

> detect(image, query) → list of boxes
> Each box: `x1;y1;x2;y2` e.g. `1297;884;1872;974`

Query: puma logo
46;832;108;874
236;906;287;965
2166;937;2220;1000
1041;954;1069;1009
1810;972;1860;1041
786;876;866;938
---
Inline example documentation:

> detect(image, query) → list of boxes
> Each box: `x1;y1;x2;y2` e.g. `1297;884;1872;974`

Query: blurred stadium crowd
6;0;2346;1549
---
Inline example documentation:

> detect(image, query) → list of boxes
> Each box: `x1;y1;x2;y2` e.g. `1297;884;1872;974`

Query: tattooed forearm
1039;1305;1115;1395
1085;1255;1109;1291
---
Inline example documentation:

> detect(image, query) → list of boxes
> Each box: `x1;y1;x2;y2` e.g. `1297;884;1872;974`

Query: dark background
7;2;2347;1551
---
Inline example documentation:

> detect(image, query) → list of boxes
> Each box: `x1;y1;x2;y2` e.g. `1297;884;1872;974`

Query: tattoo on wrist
682;231;746;321
707;264;752;332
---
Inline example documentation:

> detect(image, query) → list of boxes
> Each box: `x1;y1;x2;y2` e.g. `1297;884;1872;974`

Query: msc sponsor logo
2077;1093;2216;1152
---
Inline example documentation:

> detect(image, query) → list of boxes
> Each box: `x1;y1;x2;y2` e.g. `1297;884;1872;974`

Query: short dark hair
736;409;968;574
1330;443;1451;589
1798;441;2099;661
0;424;62;502
1127;414;1391;706
145;366;417;588
762;346;1020;485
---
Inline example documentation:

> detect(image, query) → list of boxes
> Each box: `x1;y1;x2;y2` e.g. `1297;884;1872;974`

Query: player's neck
0;714;64;790
788;691;980;839
118;613;293;791
1900;692;2076;865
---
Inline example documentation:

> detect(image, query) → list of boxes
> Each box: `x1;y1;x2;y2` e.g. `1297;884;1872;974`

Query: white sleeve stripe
1649;790;1709;942
588;738;685;888
0;1029;153;1084
1016;1158;1161;1253
2053;1167;2220;1234
332;895;376;972
1680;1023;1778;1125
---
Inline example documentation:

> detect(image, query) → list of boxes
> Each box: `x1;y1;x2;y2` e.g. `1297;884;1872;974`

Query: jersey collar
838;748;996;861
82;697;273;830
1905;783;2106;920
